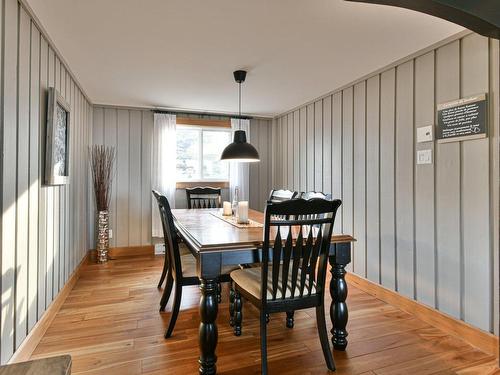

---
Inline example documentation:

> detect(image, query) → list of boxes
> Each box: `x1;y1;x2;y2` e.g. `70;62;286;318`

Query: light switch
417;125;433;143
417;149;432;165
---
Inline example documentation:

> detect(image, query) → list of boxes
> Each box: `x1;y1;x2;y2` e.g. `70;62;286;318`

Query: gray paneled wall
91;108;272;247
273;33;499;333
91;107;153;249
0;0;92;363
249;119;273;211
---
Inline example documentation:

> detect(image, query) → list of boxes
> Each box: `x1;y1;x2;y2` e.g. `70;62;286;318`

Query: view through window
176;126;231;181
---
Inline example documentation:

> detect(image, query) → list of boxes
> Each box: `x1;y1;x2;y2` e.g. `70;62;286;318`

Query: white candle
237;201;249;223
223;201;232;216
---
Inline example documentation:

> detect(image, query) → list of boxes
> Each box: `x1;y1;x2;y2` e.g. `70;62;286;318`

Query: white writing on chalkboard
441;103;481;137
437;93;486;143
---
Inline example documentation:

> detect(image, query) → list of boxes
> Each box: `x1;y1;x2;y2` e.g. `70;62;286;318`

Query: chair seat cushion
230;265;316;300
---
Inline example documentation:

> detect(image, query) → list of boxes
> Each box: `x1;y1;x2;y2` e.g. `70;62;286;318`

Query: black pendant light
220;70;260;162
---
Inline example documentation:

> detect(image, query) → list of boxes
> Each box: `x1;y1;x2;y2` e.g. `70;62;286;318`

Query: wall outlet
154;243;165;255
417;125;433;143
109;229;113;239
417;149;432;165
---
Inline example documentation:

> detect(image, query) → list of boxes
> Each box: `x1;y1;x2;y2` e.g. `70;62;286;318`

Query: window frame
175;124;232;184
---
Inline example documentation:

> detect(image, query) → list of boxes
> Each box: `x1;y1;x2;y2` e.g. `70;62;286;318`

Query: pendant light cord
238;81;242;130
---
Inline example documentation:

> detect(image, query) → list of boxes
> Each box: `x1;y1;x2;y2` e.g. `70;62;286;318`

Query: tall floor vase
96;210;109;263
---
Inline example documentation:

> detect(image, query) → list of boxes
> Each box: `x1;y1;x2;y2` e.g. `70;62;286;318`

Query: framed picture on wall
45;87;71;185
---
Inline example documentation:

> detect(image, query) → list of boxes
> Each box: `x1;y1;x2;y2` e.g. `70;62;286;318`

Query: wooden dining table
172;208;356;375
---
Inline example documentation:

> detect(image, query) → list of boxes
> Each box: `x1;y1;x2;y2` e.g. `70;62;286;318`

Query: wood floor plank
30;255;498;374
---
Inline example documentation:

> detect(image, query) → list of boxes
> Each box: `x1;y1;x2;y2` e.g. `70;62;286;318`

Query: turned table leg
329;243;351;351
199;278;218;375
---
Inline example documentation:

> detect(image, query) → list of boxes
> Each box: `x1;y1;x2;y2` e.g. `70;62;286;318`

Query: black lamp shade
220;130;260;162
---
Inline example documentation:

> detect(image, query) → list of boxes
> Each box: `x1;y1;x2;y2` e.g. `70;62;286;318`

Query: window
176;126;231;181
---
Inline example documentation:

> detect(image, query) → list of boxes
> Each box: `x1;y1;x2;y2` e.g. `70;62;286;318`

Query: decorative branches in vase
89;145;115;263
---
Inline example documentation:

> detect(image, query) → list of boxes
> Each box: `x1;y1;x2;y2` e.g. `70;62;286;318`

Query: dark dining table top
172;208;355;253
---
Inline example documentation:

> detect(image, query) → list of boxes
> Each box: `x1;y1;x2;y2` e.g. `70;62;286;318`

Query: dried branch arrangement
89;145;115;211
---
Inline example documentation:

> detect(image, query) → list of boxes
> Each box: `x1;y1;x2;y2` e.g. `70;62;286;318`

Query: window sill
176;181;229;189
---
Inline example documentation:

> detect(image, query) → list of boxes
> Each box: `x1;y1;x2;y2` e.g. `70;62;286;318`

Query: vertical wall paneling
58;64;66;290
45;46;54;306
287;114;293;189
306;103;314;191
366;75;380;283
322;96;332;195
258;120;270;208
293;111;300;191
435;40;461;319
128;110;142;246
27;22;40;332
92;108;272;246
299;108;307;191
37;34;48;321
1;0;18;360
249;121;259;208
15;5;30;349
395;60;415;298
379;68;396;290
70;80;76;273
282;116;288;188
141;111;153;245
342;87;354;272
271;33;496;333
489;38;500;336
415;51;436;307
103;108;117;247
0;2;91;362
331;92;342;234
353;82;366;277
314;100;323;192
461;34;490;331
116;110;130;246
52;56;60;296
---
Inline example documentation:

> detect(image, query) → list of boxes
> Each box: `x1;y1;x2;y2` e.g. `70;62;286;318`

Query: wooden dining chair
229;198;342;374
153;190;235;338
153;190;171;290
186;187;222;209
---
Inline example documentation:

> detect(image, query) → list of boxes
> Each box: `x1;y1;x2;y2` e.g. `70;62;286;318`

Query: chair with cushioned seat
229;198;341;374
152;190;235;338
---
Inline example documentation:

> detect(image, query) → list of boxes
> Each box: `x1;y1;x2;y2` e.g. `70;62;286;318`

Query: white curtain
229;118;250;201
152;113;176;237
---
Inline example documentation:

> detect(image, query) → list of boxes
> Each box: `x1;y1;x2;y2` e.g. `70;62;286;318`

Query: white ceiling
26;0;464;117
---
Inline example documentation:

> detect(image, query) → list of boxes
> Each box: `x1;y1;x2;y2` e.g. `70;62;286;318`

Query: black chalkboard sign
437;94;487;143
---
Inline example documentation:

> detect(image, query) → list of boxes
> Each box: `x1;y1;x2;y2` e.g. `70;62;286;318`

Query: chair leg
229;283;235;327
164;283;183;338
316;305;335;371
217;282;222;304
159;272;174;312
260;311;268;375
233;290;242;336
286;311;294;328
157;253;169;288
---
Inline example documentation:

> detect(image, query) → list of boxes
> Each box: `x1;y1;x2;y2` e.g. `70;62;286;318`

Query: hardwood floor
31;255;498;374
